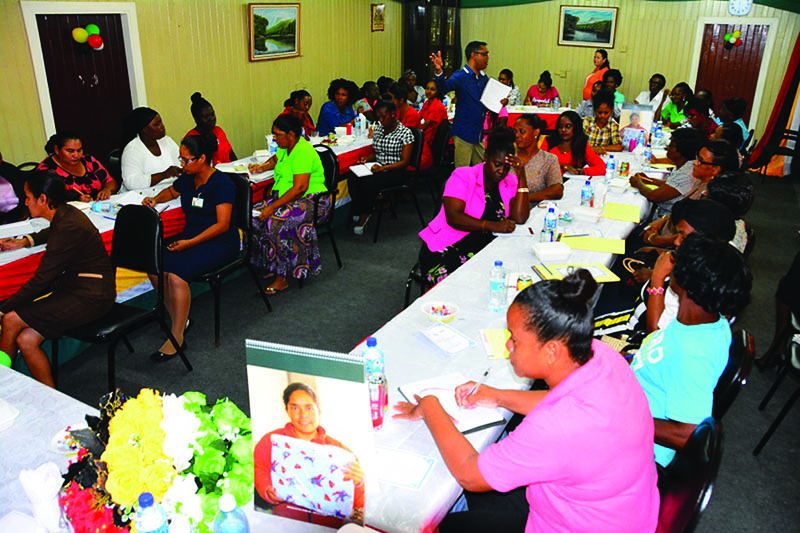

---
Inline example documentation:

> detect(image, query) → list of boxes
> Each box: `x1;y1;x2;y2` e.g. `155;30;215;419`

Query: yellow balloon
72;27;88;43
732;30;741;39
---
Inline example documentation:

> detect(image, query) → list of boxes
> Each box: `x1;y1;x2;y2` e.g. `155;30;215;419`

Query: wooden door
402;0;461;83
35;13;133;163
695;23;769;124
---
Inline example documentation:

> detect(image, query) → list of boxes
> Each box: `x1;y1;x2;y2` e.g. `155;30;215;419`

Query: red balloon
87;34;103;49
735;39;743;47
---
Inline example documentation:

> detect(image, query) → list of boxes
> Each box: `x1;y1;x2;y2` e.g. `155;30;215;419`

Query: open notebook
398;372;506;434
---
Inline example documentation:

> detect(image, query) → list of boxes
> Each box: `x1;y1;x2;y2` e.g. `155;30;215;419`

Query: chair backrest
407;127;424;171
111;205;163;274
16;161;39;172
314;145;339;195
742;227;755;260
222;172;254;259
430;119;452;169
656;417;723;533
712;330;754;419
105;148;123;183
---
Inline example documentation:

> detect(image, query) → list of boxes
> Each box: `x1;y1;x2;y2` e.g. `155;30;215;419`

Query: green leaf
199;491;220;523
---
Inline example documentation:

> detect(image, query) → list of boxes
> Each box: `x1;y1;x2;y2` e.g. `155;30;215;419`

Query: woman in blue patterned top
316;78;358;136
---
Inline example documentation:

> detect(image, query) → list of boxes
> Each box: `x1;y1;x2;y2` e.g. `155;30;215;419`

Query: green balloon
85;24;100;36
724;33;732;41
0;351;11;368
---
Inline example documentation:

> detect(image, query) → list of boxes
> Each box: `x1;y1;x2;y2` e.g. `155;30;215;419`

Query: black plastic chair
311;145;343;271
194;173;272;347
418;119;452;207
742;227;755;261
105;148;123;183
656;417;723;533
403;261;433;308
53;205;192;391
753;312;800;456
750;129;799;180
372;127;426;244
16;162;39;172
712;330;754;420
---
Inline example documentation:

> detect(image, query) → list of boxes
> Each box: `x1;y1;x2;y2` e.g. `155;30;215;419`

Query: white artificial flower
161;394;201;472
161;473;204;525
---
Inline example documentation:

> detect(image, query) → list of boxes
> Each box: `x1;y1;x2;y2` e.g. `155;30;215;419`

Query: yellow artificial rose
105;467;143;508
143;460;175;501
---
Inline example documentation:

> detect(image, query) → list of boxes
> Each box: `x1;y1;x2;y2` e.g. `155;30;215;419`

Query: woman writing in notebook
394;270;659;532
254;383;365;523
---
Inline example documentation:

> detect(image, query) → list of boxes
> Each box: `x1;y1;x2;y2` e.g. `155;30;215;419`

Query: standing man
431;41;490;168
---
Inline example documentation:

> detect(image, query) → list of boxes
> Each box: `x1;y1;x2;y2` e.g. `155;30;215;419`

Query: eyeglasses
475;51;490;56
694;156;717;166
179;156;198;165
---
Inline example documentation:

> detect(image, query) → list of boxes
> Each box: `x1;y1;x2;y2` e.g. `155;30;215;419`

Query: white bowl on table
421;301;459;323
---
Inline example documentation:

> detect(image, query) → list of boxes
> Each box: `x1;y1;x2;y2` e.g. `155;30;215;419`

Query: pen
539;262;554;277
467;368;491;398
562;234;589;238
528;227;534;235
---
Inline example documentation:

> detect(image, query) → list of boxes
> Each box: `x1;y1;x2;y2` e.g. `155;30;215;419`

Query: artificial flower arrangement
58;388;253;532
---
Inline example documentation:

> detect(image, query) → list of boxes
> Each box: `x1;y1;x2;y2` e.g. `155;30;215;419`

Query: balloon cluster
723;30;743;50
71;24;103;50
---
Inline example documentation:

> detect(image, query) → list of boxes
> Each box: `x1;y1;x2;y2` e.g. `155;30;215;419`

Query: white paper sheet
398;372;506;434
419;324;475;354
349;164;374;178
375;448;435;490
114;190;147;206
0;220;34;240
480;78;512;114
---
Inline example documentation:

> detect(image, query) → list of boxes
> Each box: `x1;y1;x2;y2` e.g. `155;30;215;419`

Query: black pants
439;485;529;533
347;168;406;216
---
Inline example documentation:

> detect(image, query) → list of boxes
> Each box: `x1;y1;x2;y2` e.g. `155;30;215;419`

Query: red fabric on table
335;144;373;174
507;112;560;131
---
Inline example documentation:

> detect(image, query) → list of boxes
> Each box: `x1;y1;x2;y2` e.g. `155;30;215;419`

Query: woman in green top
661;82;693;129
248;114;328;293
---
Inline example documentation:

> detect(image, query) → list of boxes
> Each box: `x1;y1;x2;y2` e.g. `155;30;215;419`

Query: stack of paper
349;164;374;177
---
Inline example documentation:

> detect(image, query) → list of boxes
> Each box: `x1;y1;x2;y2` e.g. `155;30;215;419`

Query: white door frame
688;16;779;133
20;1;147;137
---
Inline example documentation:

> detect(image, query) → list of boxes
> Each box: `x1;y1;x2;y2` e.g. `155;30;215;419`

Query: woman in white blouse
120;107;181;191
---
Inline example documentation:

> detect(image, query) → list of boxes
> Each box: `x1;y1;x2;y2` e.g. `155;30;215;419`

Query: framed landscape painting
558;6;617;48
249;3;300;61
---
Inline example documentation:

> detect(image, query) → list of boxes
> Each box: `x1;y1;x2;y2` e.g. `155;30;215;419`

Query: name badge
191;197;204;208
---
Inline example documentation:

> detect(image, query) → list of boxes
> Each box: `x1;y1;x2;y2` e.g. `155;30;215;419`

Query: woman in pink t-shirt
524;70;560;106
395;269;659;533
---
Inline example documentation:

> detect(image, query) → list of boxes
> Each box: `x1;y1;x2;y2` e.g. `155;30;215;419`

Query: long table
0;139;373;302
0;155;650;533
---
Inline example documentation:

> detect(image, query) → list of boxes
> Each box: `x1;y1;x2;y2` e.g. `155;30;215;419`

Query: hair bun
191;92;203;104
560;269;597;306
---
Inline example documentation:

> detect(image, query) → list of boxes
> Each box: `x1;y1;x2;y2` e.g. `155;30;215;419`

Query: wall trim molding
20;1;147;137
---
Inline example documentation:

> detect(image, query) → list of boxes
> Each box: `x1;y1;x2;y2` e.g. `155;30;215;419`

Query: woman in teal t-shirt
248;114;328;293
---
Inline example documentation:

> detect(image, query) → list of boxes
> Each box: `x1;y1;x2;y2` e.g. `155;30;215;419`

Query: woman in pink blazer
418;130;531;284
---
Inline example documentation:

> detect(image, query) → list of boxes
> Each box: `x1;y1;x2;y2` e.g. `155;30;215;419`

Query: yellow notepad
561;236;625;254
604;203;641;223
532;263;620;283
480;329;510;359
651;163;675;170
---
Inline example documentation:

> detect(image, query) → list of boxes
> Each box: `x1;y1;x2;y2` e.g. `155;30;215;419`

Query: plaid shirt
583;117;621;147
373;122;414;166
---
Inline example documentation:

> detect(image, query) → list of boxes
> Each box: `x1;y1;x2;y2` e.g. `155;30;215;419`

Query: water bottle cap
494;260;503;267
609;155;614;160
585;180;591;185
219;494;236;513
138;492;154;508
548;207;555;213
366;337;377;347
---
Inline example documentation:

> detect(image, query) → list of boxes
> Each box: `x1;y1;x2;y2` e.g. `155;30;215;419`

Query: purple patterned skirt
251;191;331;279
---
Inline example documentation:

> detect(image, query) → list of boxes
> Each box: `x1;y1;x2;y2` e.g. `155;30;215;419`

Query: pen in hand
466;368;491;398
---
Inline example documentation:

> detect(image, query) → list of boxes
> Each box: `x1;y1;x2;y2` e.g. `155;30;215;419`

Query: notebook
398;372;506;434
531;263;619;283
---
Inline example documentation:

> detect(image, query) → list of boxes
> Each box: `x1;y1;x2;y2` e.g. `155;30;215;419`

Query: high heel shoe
150;340;188;362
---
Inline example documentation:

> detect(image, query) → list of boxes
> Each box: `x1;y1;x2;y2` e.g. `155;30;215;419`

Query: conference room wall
0;0;402;163
462;0;800;140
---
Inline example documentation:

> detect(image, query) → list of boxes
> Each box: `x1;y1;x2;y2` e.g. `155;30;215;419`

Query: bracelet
517;187;530;193
646;286;665;295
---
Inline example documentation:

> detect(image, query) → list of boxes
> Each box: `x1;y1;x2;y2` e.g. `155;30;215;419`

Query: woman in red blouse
389;82;432;170
542;111;606;176
37;131;117;202
279;89;316;139
419;80;448;150
184;92;237;165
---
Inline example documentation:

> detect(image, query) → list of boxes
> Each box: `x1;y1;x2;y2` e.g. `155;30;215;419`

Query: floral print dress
419;186;505;284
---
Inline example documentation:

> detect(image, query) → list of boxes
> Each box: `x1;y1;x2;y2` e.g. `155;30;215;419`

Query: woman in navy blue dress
143;132;239;360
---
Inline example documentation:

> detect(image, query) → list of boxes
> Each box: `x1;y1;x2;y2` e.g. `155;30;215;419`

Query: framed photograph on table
371;3;385;32
249;3;300;61
558;6;618;48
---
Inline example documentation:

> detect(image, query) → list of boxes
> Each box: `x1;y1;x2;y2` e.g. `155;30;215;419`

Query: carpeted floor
57;171;800;531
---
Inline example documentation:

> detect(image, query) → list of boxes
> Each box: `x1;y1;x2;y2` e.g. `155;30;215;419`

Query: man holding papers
432;41;490;168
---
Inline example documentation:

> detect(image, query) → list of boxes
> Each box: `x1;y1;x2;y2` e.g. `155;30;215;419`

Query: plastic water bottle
607;154;616;179
654;123;663;148
580;179;594;207
134;493;168;533
488;260;507;312
643;142;652;170
364;337;387;429
90;201;113;213
540;207;557;242
552;96;560;109
213;494;249;533
269;137;278;155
